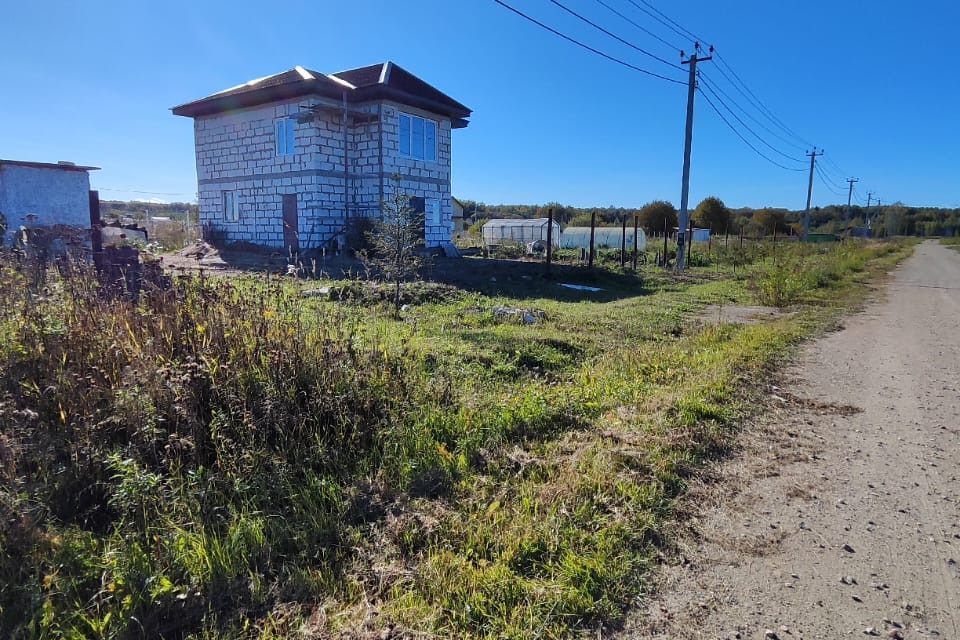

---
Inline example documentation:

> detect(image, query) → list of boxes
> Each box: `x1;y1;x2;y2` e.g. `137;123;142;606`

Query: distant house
0;159;99;241
451;197;467;236
172;62;472;252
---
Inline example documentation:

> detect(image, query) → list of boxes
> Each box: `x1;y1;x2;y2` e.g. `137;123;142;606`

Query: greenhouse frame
482;218;561;247
559;226;647;251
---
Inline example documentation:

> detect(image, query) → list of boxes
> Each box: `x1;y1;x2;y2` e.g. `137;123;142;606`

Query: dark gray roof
172;62;471;126
0;159;99;172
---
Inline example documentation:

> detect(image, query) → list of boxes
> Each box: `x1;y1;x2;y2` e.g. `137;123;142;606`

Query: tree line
460;198;960;238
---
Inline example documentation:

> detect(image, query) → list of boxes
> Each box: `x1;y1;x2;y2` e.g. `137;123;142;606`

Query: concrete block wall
379;102;453;247
192;95;455;249
194;97;349;248
0;165;91;240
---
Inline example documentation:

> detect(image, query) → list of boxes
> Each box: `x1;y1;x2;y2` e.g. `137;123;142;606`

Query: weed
0;239;912;639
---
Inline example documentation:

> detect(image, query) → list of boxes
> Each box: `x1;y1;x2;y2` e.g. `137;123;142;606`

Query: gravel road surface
626;240;960;640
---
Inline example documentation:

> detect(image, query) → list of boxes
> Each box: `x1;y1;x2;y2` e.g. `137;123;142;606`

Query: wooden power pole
803;147;824;240
676;43;712;270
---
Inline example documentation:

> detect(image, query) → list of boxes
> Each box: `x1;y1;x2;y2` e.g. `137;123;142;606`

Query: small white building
172;62;472;252
482;218;561;247
0;159;99;241
560;226;646;251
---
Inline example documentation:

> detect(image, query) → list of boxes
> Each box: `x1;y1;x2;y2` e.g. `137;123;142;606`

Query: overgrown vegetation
0;239;911;638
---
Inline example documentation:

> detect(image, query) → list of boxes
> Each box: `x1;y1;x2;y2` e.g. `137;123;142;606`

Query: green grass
941;236;960;252
0;240;912;639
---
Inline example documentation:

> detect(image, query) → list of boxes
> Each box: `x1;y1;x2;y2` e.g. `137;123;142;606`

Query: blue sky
2;0;957;209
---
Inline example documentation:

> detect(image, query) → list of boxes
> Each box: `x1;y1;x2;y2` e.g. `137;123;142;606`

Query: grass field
0;239;912;639
941;236;960;252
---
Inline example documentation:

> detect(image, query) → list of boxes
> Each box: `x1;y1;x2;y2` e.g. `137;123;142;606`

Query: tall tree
638;200;678;234
692;196;731;233
752;208;787;235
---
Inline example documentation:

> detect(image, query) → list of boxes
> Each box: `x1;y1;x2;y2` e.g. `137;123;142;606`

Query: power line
623;0;698;47
593;0;682;52
548;0;685;71
636;1;816;156
820;153;850;180
491;0;686;85
713;52;813;148
814;161;847;192
631;0;711;47
814;163;846;196
819;161;846;191
697;83;806;172
699;70;806;152
699;74;806;165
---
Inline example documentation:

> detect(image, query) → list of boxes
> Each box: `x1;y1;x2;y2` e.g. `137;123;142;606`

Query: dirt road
628;241;960;640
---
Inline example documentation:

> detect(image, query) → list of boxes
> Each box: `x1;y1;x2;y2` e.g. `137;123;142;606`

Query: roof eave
171;79;346;118
352;85;471;122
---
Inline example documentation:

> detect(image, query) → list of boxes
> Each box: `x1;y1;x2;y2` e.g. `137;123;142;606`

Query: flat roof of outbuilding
0;159;100;172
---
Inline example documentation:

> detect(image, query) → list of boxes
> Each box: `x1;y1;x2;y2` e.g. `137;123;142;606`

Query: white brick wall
0;165;91;241
192;96;456;249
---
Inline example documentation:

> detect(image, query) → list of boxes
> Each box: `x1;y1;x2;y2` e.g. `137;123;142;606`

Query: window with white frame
398;112;437;162
275;118;296;156
223;190;239;222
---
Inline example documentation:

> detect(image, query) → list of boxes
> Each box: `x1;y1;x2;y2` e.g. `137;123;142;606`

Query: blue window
275;118;296;156
398;112;437;161
399;114;411;156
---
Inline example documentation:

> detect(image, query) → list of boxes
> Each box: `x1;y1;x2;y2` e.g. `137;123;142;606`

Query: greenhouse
482;218;561;247
559;226;647;251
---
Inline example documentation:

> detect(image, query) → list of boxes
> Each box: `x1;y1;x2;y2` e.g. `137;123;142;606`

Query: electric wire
820;153;852;182
491;0;686;85
814;162;848;192
548;0;685;71
593;0;683;53
814;163;846;196
698;74;806;166
623;0;699;47
630;0;817;153
697;83;806;172
713;53;814;148
699;70;806;152
632;0;711;47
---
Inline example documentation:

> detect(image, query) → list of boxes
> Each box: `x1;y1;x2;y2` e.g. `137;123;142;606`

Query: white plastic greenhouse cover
482;218;561;246
559;227;647;251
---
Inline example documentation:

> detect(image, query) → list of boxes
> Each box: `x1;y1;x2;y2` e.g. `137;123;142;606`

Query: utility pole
803;147;824;240
676;43;712;270
865;192;874;229
846;177;859;222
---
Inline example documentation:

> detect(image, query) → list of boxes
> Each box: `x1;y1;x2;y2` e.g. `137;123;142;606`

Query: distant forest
458;199;960;238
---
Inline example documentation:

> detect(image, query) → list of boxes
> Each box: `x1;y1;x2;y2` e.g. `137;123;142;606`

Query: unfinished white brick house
172;62;471;251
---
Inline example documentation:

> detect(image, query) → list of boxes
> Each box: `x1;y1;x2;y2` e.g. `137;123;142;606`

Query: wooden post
546;207;554;274
620;215;627;267
772;224;778;263
662;220;669;268
89;190;102;254
632;214;639;270
588;210;596;268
